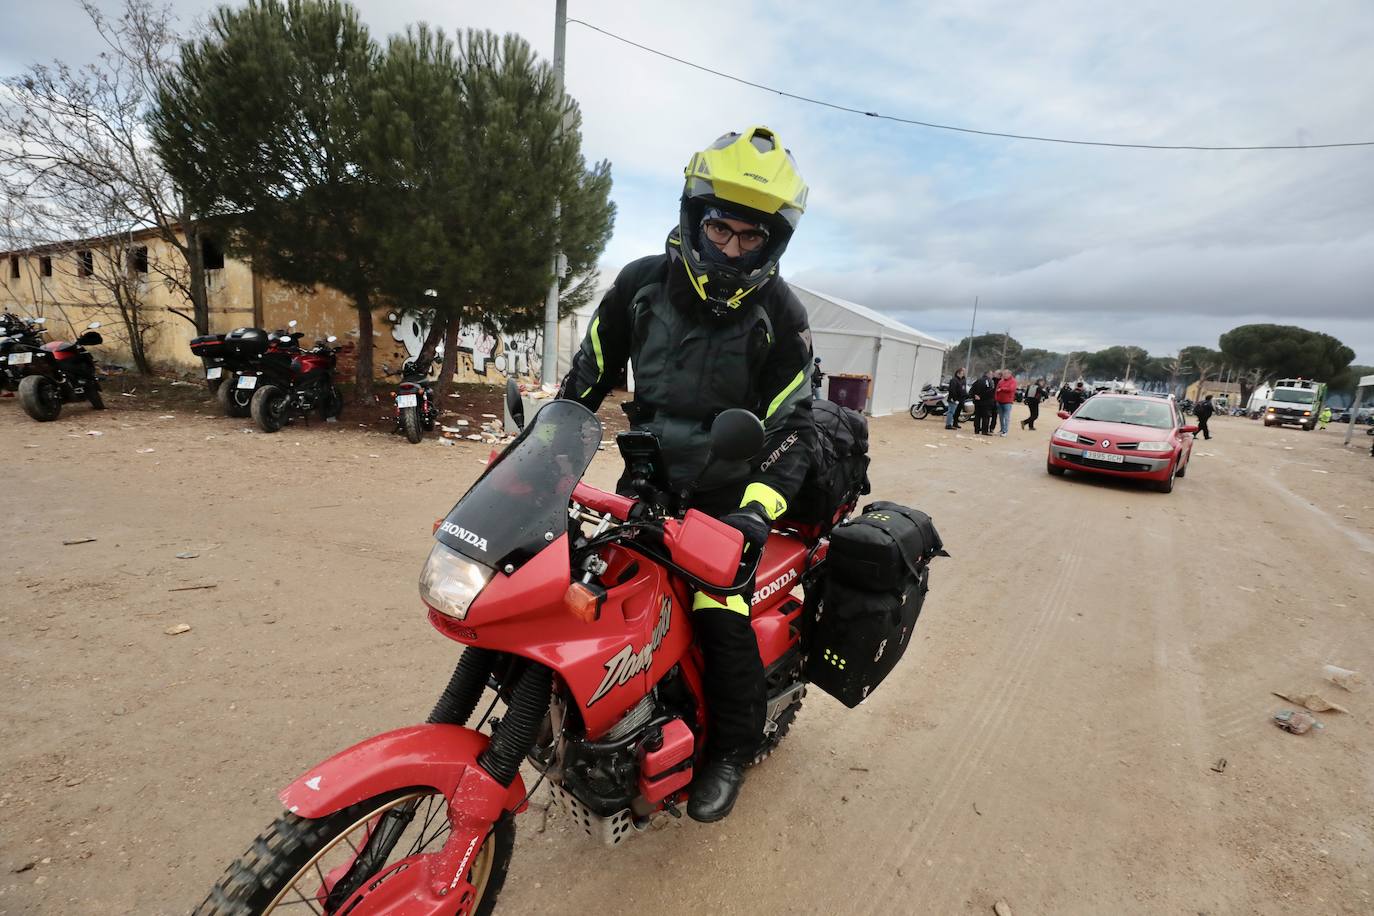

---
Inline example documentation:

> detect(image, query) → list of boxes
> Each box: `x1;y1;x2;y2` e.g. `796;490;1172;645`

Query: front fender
280;724;527;819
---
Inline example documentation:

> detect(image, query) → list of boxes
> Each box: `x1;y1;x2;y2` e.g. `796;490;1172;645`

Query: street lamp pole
540;0;568;386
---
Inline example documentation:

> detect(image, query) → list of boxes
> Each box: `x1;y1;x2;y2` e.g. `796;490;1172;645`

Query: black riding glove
720;502;771;562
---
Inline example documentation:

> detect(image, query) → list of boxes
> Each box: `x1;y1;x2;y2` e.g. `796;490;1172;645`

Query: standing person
811;357;825;400
1318;405;1332;429
995;369;1018;436
945;367;968;430
1061;381;1087;414
559;126;816;822
1021;376;1047;430
1057;382;1072;413
1194;394;1215;440
969;369;996;435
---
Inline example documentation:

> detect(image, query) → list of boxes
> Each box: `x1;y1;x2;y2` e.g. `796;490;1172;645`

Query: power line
567;18;1374;151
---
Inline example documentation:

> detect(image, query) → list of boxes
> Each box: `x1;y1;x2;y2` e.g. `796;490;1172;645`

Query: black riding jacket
558;245;817;515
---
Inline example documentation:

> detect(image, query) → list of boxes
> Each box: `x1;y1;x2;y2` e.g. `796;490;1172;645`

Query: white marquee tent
557;283;950;417
791;285;950;416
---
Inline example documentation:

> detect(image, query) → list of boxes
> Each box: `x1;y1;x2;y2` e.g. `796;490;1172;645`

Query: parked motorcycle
909;384;975;423
14;322;105;421
248;333;343;432
194;385;935;915
395;355;439;443
203;327;280;418
0;314;48;394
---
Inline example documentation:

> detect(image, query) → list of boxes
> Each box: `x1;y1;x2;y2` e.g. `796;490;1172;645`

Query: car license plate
206;367;223;380
1083;449;1124;464
8;352;32;365
396;394;418;408
237;374;258;389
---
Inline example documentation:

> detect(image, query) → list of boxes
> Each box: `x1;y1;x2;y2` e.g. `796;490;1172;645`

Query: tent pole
1344;385;1366;447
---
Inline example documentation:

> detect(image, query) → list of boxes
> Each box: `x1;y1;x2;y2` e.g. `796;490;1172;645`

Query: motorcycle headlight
1052;428;1078;443
1136;441;1171;452
418;541;493;620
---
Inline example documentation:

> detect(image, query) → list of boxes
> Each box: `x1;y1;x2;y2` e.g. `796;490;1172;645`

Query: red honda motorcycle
196;393;835;915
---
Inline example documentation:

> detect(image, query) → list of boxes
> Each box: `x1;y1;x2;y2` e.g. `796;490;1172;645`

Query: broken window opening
202;237;225;270
40;256;53;277
129;246;149;276
77;250;94;278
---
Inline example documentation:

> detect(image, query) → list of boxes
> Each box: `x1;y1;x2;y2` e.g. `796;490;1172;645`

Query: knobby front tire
194;789;515;916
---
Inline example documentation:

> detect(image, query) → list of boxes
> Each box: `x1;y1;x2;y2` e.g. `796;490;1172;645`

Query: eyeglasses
702;219;770;253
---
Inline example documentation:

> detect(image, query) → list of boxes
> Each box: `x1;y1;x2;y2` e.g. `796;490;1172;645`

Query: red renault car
1047;393;1198;493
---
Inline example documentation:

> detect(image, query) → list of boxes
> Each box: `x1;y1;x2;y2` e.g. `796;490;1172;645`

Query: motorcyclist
558;126;816;823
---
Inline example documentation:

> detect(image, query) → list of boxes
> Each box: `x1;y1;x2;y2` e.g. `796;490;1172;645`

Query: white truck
1263;378;1326;430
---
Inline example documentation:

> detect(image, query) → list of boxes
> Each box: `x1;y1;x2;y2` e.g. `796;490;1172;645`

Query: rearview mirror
326;335;337;343
709;409;765;462
1057;410;1070;419
87;321;101;329
32;317;46;324
1181;425;1199;434
288;319;298;328
505;378;525;432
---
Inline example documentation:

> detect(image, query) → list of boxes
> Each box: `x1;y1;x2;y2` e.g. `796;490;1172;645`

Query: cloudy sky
5;0;1372;361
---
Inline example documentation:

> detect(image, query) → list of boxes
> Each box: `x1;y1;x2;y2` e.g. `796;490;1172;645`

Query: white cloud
6;0;1372;359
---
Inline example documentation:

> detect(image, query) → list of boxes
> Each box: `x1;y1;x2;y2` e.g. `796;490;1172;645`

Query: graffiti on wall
389;310;542;382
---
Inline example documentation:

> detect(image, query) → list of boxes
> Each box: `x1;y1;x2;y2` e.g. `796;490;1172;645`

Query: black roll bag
783;399;871;531
804;501;947;707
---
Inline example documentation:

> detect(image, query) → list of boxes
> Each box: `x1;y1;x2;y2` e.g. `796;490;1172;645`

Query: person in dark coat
811;357;824;399
1194;394;1215;440
1021;377;1047;430
1057;383;1072;412
1061;382;1088;414
969;370;997;435
945;367;968;430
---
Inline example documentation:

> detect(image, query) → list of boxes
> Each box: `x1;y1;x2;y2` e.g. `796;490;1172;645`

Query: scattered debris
85;430;103;437
1273;691;1349;714
13;861;35;874
1211;758;1228;774
62;537;97;546
1236;585;1257;593
158;415;175;419
168;583;217;593
137;448;155;454
164;623;192;636
174;552;199;560
1322;665;1362;691
923;443;939;449
973;801;982;815
1273;709;1321;734
120;392;136;397
993;901;1013;916
435;438;455;447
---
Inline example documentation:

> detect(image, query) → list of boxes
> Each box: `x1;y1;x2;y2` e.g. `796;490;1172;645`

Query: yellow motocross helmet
674;126;808;314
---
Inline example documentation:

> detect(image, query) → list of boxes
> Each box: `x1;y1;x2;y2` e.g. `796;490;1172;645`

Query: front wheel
1154;462;1176;494
909;403;928;420
18;375;62;421
194;789;514;916
250;385;291;433
87;384;105;410
400;404;423;443
1047;459;1066;477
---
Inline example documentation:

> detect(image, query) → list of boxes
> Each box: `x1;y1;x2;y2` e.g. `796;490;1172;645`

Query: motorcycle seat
42;341;78;353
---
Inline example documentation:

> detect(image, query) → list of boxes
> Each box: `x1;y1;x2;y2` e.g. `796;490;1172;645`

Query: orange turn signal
432;519;443;535
564;582;602;623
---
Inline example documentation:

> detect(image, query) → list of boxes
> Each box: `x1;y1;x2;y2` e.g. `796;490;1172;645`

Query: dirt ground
2;391;1372;915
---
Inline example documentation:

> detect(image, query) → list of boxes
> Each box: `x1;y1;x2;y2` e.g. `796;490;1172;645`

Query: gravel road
2;397;1371;915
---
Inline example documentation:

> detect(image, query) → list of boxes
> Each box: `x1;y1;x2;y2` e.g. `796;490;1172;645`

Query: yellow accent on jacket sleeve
766;369;806;420
742;482;787;520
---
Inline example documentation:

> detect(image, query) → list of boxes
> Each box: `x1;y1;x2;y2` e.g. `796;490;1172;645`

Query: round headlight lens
419;542;494;620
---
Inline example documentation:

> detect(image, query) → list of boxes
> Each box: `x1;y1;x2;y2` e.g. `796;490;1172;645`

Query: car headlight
1136;441;1171;452
1052;428;1078;443
418;541;493;620
1267;407;1276;412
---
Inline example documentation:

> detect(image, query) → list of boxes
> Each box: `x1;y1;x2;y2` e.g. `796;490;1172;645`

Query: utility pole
998;328;1009;371
963;296;978;375
540;0;568;386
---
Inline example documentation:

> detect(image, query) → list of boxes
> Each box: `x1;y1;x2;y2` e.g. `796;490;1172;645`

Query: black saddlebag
803;501;945;707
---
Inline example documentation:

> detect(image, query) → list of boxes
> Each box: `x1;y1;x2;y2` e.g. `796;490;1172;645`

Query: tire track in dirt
856;549;1082;913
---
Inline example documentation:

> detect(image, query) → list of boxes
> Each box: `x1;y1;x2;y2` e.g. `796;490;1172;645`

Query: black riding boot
687;606;766;823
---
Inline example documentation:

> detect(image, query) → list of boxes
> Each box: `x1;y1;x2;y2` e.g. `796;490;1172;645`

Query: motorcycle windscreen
435;399;603;571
